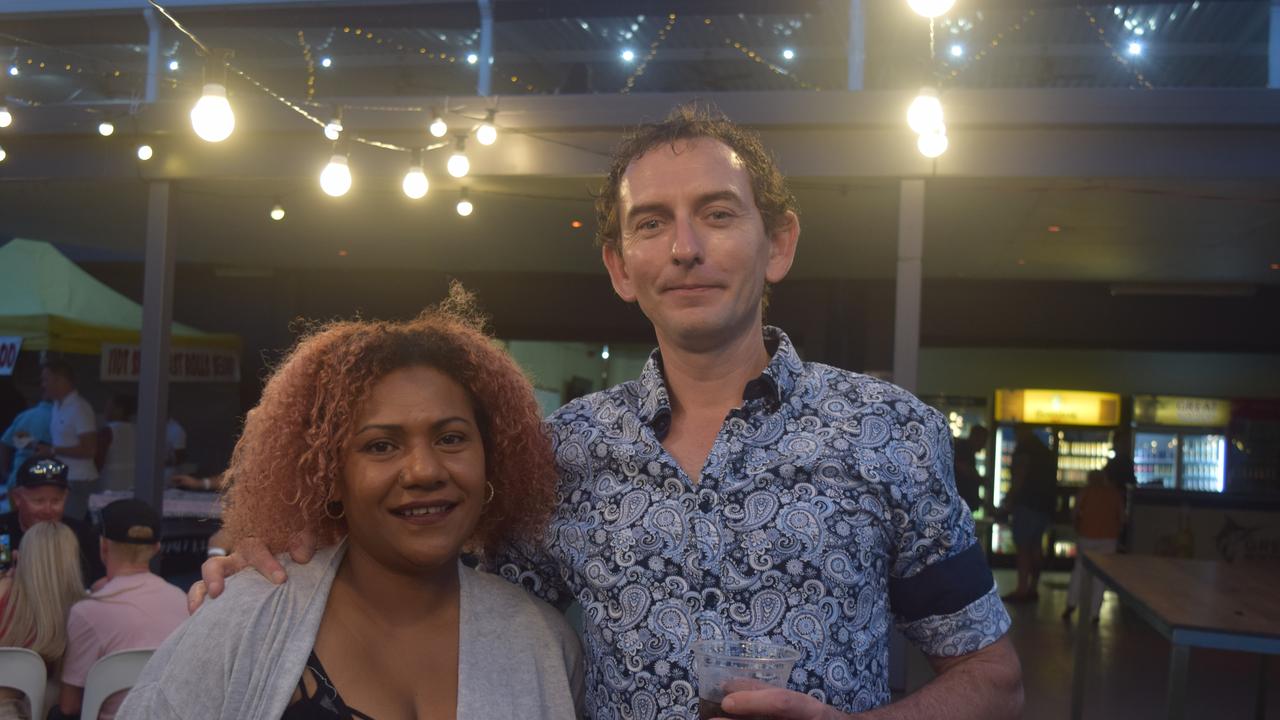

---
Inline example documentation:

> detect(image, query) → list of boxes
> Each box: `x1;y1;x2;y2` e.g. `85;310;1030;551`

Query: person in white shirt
98;395;138;492
37;360;99;520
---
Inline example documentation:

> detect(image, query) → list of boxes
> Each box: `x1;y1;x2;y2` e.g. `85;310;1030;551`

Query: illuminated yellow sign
995;389;1121;427
1133;395;1230;428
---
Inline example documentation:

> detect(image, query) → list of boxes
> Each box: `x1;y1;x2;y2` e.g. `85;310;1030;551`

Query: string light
136;144;153;160
476;110;497;146
907;87;944;135
622;12;677;93
908;0;956;19
944;10;1037;85
319;151;352;197
456;188;473;216
269;202;285;221
0;107;11;128
782;48;795;61
402;149;429;199
620;49;636;63
324;107;343;141
917;128;948;158
1078;5;1154;89
168;59;179;71
8;66;19;77
320;57;332;68
719;34;821;90
297;31;316;101
429;110;448;138
466;53;479;65
447;137;469;178
97;121;115;137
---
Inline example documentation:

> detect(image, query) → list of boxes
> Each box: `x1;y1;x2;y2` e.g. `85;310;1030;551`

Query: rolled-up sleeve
888;408;1010;657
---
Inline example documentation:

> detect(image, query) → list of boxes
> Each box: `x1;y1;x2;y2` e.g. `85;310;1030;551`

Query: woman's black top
281;650;376;720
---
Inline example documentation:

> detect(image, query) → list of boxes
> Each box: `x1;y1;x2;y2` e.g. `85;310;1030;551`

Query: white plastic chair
0;647;46;717
80;648;153;720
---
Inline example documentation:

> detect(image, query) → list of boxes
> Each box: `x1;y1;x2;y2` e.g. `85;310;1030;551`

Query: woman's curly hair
220;284;558;556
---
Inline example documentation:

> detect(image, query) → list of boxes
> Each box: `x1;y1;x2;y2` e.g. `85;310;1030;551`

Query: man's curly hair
594;102;797;253
220;284;557;556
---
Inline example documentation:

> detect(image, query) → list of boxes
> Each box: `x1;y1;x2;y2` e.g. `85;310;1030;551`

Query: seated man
0;456;104;583
57;499;188;720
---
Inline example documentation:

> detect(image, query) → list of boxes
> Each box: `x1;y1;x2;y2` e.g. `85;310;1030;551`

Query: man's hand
186;530;318;614
717;688;852;720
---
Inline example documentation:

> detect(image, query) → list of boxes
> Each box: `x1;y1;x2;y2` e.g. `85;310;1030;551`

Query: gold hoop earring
484;482;495;505
324;500;345;520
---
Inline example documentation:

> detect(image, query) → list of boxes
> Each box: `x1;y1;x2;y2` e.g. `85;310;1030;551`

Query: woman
0;522;87;720
119;291;582;719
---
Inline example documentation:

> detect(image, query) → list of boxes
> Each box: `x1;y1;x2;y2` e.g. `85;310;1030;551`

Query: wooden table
1070;552;1280;720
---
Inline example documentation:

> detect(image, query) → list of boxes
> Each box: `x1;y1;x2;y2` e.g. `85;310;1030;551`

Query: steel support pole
136;181;175;512
893;180;924;392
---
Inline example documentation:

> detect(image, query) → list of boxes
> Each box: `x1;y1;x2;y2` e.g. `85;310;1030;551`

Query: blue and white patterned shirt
493;327;1010;719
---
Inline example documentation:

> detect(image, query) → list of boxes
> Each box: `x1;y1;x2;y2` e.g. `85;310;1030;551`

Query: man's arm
718;636;1022;720
55;430;97;460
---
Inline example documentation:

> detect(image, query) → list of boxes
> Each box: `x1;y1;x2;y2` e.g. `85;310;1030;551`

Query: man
57;499;187;720
200;106;1023;719
1001;425;1057;604
0;395;54;506
953;424;989;512
36;360;98;519
0;455;105;583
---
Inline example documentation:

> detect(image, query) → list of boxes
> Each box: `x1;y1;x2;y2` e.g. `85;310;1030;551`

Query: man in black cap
56;499;188;720
0;456;104;583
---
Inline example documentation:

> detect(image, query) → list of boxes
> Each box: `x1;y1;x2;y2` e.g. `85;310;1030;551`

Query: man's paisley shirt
493;328;1010;719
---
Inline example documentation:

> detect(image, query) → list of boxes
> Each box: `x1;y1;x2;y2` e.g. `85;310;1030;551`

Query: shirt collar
55;390;80;409
635;326;802;434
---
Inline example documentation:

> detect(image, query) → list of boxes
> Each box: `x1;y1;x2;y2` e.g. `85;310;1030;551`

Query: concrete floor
900;569;1280;719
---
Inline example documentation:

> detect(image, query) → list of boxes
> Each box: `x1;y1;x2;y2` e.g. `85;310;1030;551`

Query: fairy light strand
621;13;677;94
147;0;210;55
720;34;821;90
297;31;316;100
1078;5;1154;90
944;9;1037;86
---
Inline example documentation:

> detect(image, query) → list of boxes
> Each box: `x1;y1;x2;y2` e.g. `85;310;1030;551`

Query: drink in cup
691;638;802;720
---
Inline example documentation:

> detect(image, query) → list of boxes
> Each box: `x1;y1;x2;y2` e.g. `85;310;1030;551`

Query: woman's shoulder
462;565;575;638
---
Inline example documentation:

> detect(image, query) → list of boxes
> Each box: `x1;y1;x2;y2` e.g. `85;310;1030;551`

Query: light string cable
1077;4;1154;89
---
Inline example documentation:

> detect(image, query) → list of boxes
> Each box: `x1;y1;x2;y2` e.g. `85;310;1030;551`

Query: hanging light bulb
429;110;448;138
907;0;956;19
136;144;153;161
476;109;498;146
917;127;949;158
402;149;429;199
447;137;470;178
0;106;11;128
270;202;286;221
456;188;474;217
906;87;944;135
323;109;344;141
191;83;235;142
319;153;352;197
0;145;6;163
98;121;115;137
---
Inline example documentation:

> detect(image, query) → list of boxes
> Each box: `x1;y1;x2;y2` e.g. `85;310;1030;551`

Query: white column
1270;0;1280;89
136;181;175;512
893;180;925;392
478;0;494;96
144;8;161;103
848;0;865;91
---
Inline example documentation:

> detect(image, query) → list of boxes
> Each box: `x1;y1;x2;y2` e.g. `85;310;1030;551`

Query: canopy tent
0;238;240;355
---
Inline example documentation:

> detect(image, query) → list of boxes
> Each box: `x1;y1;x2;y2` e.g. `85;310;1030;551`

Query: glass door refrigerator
990;389;1122;569
1132;395;1231;492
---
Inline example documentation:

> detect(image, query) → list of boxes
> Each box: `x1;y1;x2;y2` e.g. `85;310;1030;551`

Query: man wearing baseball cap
0;456;104;583
56;499;187;720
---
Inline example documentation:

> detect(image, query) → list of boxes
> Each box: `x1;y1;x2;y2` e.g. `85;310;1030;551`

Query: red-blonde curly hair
220;285;558;556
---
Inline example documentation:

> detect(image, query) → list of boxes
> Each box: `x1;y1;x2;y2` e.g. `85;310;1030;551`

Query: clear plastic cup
691;638;802;719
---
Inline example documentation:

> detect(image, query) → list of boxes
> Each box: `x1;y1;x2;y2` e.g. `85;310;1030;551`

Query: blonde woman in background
0;521;87;719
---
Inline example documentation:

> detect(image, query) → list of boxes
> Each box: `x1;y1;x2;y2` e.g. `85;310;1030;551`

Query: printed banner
100;344;240;383
0;337;22;376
